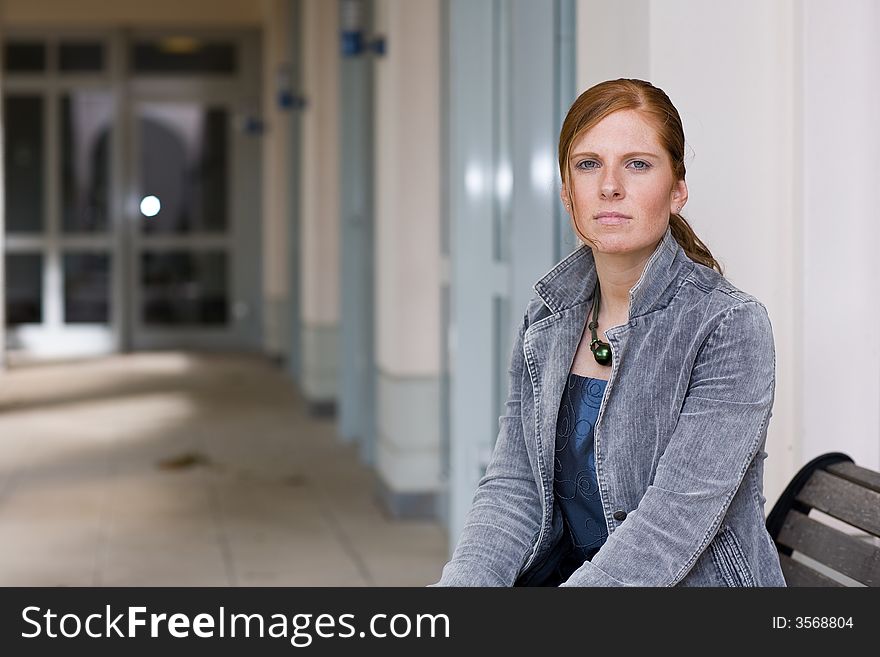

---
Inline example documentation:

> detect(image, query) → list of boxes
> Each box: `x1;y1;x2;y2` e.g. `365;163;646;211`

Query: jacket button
613;510;627;521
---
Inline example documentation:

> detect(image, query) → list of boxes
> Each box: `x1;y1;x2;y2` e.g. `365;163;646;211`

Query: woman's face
562;109;687;260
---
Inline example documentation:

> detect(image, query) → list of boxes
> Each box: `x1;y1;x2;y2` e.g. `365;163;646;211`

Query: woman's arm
432;312;544;586
560;300;776;587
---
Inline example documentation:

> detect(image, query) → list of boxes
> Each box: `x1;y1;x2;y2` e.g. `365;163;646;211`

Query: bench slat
826;461;880;494
776;509;880;586
795;470;880;536
779;553;843;587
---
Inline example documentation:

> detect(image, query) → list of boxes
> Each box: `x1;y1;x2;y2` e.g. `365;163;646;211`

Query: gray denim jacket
435;226;786;587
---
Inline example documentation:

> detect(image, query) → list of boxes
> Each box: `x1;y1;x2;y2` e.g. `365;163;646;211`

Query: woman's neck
592;247;654;324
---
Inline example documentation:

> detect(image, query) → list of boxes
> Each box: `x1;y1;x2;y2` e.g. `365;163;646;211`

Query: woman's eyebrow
570;151;661;160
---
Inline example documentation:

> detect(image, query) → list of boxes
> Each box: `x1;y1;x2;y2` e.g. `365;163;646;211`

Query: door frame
2;27;263;360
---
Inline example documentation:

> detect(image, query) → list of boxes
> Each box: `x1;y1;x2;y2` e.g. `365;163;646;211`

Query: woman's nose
600;171;624;199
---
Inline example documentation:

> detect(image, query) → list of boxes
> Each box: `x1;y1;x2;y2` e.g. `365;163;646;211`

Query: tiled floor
0;352;449;586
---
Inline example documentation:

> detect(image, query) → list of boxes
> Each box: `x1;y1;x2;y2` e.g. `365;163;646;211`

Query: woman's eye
577;160;599;170
629;160;650;170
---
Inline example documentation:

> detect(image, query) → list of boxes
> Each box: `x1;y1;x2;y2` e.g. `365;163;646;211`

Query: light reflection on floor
0;353;447;586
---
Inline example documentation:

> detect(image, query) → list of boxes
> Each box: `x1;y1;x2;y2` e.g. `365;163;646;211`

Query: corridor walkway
0;353;448;586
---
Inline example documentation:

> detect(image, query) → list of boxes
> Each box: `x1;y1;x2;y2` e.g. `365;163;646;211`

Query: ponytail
669;213;723;275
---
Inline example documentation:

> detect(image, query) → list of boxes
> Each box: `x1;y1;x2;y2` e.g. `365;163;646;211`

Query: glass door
4;30;262;360
128;99;238;349
3;36;118;362
124;29;262;352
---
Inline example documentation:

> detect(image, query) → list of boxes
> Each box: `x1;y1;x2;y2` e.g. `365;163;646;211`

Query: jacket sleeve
561;301;776;587
432;312;544;586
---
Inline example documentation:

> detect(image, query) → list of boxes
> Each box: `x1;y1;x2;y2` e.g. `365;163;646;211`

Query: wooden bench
765;452;880;586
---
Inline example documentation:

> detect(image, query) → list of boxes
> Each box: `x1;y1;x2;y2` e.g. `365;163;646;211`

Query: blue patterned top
554;373;609;563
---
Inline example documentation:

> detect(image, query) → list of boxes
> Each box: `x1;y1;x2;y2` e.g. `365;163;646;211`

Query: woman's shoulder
681;258;768;313
679;260;774;345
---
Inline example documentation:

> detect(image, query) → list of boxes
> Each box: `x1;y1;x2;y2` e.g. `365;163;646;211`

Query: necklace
588;284;612;366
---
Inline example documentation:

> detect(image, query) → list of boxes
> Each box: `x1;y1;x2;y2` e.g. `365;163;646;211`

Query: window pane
139;104;227;234
5;253;43;325
4;42;46;73
131;40;236;74
59;42;105;73
64;253;111;324
141;251;228;326
61;92;113;232
4;95;44;233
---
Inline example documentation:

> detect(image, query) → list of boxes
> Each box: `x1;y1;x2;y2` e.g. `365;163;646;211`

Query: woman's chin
582;224;668;258
585;236;636;254
586;236;661;260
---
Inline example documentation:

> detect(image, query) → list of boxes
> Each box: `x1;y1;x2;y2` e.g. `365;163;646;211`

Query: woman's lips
595;214;631;225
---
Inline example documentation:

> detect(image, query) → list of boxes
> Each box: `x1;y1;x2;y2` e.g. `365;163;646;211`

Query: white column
262;0;292;358
802;0;880;471
576;0;802;506
298;0;341;407
374;0;442;516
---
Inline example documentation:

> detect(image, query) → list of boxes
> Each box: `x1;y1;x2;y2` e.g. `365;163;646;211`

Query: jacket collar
533;225;686;318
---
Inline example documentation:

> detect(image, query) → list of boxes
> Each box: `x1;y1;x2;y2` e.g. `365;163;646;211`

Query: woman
434;79;786;586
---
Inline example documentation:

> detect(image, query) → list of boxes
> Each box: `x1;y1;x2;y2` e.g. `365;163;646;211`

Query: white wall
801;0;880;470
576;0;649;80
577;0;802;507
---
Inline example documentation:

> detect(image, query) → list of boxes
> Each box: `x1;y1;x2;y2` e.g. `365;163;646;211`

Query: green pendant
591;340;612;366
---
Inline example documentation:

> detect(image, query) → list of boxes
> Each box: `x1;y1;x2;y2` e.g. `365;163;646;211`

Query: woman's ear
560;184;571;212
671;179;688;213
